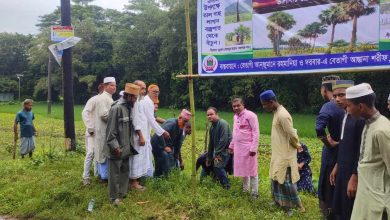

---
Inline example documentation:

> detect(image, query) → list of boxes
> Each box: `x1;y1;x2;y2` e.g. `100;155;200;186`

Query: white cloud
0;0;128;35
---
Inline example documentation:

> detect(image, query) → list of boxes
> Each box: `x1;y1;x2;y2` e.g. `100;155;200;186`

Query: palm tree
298;28;311;50
340;0;376;51
267;12;296;56
236;0;240;22
319;5;350;45
287;36;302;53
225;32;235;41
234;24;251;44
307;22;328;52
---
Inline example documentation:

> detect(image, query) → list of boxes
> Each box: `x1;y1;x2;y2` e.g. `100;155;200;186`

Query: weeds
0;106;323;219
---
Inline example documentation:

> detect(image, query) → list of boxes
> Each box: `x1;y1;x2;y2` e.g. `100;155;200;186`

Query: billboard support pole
184;0;197;191
61;0;76;151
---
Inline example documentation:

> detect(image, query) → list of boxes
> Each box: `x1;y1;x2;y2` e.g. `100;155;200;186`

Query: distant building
0;93;14;101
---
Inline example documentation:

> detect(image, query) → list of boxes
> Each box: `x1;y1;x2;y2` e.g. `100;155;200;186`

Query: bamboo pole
184;0;197;190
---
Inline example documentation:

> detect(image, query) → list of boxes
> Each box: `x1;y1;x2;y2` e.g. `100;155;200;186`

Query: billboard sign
197;0;390;76
51;26;74;42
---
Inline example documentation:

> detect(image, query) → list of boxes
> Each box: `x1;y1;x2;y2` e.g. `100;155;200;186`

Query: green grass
253;49;275;58
225;13;252;24
202;52;253;61
0;102;317;138
0;103;323;219
225;39;252;46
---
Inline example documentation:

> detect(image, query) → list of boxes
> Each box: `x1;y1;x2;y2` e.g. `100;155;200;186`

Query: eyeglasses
152;90;160;94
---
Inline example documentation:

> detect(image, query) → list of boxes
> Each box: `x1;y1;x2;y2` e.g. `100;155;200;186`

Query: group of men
81;77;194;205
315;76;390;220
199;79;390;218
12;73;390;217
198;93;304;216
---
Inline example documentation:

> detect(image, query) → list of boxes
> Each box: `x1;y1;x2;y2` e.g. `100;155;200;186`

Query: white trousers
82;135;97;179
242;175;259;194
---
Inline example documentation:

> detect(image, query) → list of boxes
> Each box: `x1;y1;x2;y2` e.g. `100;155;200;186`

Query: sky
0;0;129;35
253;3;380;49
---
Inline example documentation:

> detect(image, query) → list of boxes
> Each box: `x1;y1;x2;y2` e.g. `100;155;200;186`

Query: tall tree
340;0;376;50
319;5;349;45
267;12;296;56
0;33;32;77
236;0;240;22
234;24;251;44
306;22;327;52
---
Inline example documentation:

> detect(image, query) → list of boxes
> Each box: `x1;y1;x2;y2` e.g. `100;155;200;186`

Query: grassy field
0;102;317;138
225;13;252;24
0;103;323;219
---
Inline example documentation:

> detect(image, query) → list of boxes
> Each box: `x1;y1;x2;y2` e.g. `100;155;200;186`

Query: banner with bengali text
197;0;390;76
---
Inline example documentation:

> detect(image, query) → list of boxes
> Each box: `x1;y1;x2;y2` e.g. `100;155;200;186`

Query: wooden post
184;0;197;190
61;0;76;151
47;54;53;115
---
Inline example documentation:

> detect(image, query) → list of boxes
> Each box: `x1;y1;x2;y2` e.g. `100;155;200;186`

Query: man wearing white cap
346;83;390;220
81;83;104;186
94;77;117;181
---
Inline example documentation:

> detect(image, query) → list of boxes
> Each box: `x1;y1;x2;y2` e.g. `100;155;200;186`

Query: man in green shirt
206;107;232;189
104;83;140;206
346;83;390;220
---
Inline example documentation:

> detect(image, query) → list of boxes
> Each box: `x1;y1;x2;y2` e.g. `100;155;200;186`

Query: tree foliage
0;0;389;114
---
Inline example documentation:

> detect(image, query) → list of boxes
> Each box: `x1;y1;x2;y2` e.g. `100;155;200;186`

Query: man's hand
205;159;211;167
228;148;234;154
114;147;123;157
87;128;95;136
330;164;338;186
249;151;256;157
327;135;339;148
164;147;172;153
139;136;145;146
214;156;222;165
162;132;170;140
347;174;358;198
298;162;304;170
34;130;38;137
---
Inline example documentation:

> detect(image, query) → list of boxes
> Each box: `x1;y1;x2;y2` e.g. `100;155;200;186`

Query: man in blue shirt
14;99;37;158
315;75;345;219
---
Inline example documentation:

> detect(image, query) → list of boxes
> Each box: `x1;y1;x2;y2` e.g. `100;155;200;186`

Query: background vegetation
0;104;323;219
0;0;389;115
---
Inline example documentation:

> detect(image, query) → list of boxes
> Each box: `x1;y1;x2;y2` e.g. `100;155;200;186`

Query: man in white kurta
81;95;98;184
346;83;390;220
94;77;116;180
81;83;104;185
129;81;169;188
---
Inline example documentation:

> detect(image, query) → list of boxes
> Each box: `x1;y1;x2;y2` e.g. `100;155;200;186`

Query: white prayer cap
346;83;374;99
103;77;116;84
119;90;124;96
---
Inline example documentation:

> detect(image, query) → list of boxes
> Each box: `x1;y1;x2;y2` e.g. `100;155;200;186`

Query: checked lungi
271;167;303;209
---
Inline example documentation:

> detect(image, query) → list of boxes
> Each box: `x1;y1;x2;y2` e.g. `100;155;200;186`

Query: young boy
297;142;316;194
14;99;37;158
